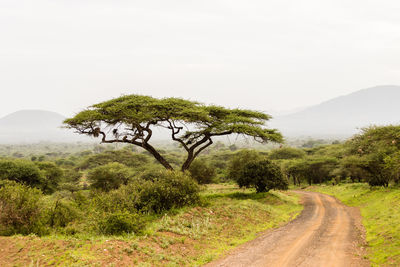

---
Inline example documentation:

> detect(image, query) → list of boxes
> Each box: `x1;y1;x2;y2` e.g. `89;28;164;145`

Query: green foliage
87;162;133;191
78;150;149;170
237;160;288;193
268;147;306;160
45;197;80;228
339;155;370;183
0;181;46;235
0;159;43;188
284;159;310;185
346;125;400;186
92;170;200;214
134;170;200;213
64;95;282;171
188;159;216;184
228;150;264;181
284;156;338;185
34;161;64;194
98;210;145;235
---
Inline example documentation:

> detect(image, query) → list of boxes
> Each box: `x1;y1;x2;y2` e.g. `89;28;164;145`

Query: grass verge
308;183;400;266
0;184;302;266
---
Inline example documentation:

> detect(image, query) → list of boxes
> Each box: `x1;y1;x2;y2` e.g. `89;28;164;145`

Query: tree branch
167;120;189;151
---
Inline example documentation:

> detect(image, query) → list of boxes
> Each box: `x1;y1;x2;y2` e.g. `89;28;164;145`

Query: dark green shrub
137;164;165;181
134;170;200;213
99;210;145;235
188;159;216;184
238;160;288;193
0;159;43;188
87;162;133;191
35;162;64;194
97;170;200;214
45;198;80;228
228;150;264;181
0;181;47;235
91;184;139;214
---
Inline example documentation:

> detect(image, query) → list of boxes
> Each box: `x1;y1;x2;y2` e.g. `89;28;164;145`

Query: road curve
205;191;369;267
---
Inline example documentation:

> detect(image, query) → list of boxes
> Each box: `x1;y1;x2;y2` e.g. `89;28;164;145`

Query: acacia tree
64;95;282;171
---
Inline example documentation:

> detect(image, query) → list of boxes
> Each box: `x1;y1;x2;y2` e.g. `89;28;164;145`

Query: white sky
1;0;400;118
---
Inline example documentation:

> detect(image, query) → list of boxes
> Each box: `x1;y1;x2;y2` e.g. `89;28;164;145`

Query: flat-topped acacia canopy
64;95;282;171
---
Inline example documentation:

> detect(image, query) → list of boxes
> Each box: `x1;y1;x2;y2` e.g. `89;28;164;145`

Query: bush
95;170;200;214
0;159;43;188
188;159;216;184
87;162;133;191
228;150;264;181
45;197;80;228
237;159;288;193
35;162;64;194
0;181;46;235
134;170;200;213
98;210;145;235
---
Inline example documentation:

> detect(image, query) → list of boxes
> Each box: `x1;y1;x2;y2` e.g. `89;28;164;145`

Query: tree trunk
181;152;194;172
143;143;174;170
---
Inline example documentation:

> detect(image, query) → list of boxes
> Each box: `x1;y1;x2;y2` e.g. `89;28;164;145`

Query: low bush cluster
0;181;46;235
0;170;200;236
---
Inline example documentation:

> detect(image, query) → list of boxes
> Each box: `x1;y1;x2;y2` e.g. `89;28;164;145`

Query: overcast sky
1;0;400;118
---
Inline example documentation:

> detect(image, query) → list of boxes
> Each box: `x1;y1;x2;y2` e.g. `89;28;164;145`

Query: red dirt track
206;191;369;267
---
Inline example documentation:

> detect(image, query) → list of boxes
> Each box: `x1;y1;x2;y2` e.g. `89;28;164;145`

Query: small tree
346;125;400;186
237;159;288;193
228;149;264;181
34;162;64;194
0;181;45;235
0;159;43;188
64;95;282;171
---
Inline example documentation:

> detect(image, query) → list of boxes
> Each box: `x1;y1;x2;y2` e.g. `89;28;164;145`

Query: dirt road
205;191;369;267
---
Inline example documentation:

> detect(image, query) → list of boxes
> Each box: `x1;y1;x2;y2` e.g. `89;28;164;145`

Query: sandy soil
205;191;369;267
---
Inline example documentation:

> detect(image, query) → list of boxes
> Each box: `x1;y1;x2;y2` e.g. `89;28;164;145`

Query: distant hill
269;85;400;138
0;110;89;143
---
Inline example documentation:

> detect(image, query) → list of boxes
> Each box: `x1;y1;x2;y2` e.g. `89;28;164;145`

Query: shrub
96;170;200;214
98;210;145;235
134;170;200;213
188;159;216;184
87;162;133;191
0;159;43;188
35;161;64;194
45;197;80;228
0;181;46;235
228;150;264;181
91;184;139;214
237;159;288;193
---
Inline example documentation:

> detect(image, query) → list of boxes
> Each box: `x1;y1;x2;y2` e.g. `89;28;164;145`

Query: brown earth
205;191;370;267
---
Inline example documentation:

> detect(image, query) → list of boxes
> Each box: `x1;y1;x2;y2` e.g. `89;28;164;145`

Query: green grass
0;184;302;266
308;183;400;266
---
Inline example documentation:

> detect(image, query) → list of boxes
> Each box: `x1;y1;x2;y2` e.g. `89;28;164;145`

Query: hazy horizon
2;1;400;118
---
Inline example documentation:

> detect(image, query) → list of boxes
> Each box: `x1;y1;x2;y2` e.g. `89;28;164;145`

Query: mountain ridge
0;110;87;143
269;85;400;138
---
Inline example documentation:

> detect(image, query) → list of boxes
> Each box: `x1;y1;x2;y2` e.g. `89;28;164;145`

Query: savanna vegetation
0;95;303;265
1;95;400;266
